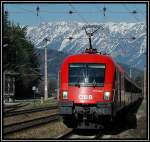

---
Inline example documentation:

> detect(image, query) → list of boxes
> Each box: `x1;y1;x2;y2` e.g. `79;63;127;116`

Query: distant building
3;71;19;103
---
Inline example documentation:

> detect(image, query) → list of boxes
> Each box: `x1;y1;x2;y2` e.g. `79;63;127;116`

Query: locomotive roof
62;53;125;74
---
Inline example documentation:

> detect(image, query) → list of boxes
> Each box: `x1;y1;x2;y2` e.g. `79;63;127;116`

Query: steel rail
4;105;58;117
3;113;59;135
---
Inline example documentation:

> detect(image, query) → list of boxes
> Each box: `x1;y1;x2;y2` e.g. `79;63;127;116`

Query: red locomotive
58;27;143;129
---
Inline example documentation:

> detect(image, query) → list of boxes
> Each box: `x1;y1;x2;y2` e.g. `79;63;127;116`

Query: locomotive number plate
79;95;93;100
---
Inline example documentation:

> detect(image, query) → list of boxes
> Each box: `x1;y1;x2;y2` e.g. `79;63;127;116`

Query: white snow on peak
26;21;146;70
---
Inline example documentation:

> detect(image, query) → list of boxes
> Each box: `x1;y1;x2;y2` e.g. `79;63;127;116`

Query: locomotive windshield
69;63;105;87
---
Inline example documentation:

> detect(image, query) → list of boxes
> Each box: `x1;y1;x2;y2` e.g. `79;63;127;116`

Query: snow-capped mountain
26;21;146;70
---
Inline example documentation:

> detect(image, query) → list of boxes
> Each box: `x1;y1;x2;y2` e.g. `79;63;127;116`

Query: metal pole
89;35;92;49
57;71;60;100
144;65;146;97
12;78;15;102
130;67;132;78
34;90;35;105
44;38;48;101
8;78;10;102
3;71;5;103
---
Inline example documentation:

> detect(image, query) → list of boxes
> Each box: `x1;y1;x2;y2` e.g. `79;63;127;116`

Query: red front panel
59;84;113;104
68;85;113;104
59;54;116;104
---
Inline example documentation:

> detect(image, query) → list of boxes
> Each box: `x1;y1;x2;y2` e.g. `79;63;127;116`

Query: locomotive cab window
69;63;105;87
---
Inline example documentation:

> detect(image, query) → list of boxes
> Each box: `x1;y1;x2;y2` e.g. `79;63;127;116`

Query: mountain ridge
26;21;146;70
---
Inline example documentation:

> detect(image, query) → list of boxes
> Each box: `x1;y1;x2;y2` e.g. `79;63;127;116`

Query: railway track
3;103;30;113
3;113;59;135
4;105;58;117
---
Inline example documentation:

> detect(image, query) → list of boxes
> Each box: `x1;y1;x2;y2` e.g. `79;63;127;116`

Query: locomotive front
58;54;116;129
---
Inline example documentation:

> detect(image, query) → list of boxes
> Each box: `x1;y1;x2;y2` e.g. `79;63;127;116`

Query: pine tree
3;12;41;99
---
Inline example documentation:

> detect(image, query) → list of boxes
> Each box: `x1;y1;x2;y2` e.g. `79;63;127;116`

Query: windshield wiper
92;79;97;87
75;79;80;87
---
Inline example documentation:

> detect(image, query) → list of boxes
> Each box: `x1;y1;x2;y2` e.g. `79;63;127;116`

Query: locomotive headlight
62;91;68;99
104;92;111;100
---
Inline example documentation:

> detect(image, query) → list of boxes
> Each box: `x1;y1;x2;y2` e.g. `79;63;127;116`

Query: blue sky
4;3;146;26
